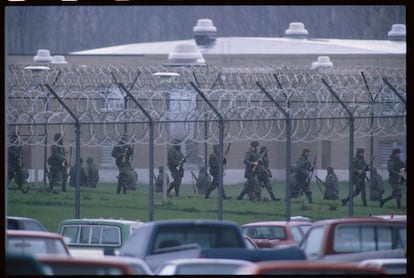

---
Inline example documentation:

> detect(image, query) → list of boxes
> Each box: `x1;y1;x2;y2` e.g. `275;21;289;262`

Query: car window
301;225;324;260
7;236;68;256
241;226;286;240
24;221;47;232
334;224;396;253
61;225;121;246
290;226;304;243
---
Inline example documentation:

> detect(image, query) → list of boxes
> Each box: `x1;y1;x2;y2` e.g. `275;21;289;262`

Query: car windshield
7;236;69;256
242;226;287;240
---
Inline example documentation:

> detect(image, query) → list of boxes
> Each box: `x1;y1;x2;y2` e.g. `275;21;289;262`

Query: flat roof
71;37;406;56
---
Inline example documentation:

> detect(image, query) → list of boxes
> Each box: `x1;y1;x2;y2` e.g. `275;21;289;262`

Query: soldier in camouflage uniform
112;134;134;194
380;148;406;209
69;158;88;187
323;167;339;200
341;148;370;206
86;157;99;187
204;144;232;200
48;133;68;192
8;133;29;192
237;141;261;201
370;167;384;201
292;148;314;203
155;166;168;193
167;141;185;197
196;165;210;195
256;146;280;201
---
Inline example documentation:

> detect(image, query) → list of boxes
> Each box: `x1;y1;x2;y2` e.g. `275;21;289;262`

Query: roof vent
388;24;406;41
285;22;308;39
168;43;206;65
33;49;53;63
51;55;68;64
193;19;217;47
311;56;333;69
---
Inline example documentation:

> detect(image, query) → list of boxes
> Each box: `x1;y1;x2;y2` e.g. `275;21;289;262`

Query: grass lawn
7;180;406;232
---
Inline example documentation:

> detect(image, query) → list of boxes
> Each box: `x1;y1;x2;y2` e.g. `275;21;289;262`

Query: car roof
311;216;403;225
162;258;254;265
7;230;65;239
145;219;240;227
359;258;407;265
59;218;143;225
242;221;311;227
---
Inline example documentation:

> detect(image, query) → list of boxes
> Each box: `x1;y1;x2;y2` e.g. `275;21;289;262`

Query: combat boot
379;196;393;208
362;199;367;207
236;192;245;200
396;200;401;209
308;197;313;204
204;190;211;199
341;197;348;206
270;193;281;201
223;194;232;200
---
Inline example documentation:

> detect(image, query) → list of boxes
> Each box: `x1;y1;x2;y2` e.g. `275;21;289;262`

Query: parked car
119;219;247;271
359;258;406;274
236;260;387;274
7;216;48;232
155;258;254;275
6;230;71;257
6;253;52;275
241;220;312;248
37;256;137;275
57;218;144;257
299;216;406;262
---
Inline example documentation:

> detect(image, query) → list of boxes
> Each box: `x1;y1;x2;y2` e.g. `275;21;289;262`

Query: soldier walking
323;167;339;200
341;148;370;206
370;167;384;201
256;146;280;201
237;141;261;201
48;133;68;192
380;148;406;209
86;157;99;187
112;134;134;194
204;144;232;200
292;148;314;203
167;140;185;197
8;133;29;192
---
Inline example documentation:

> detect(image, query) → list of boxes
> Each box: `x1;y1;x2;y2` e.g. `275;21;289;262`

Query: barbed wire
7;64;406;147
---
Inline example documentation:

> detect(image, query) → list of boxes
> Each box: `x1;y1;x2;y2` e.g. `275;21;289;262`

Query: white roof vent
193;19;217;47
33;49;53;63
311;56;333;69
388;24;406;41
51;55;68;64
285;22;308;39
168;43;206;65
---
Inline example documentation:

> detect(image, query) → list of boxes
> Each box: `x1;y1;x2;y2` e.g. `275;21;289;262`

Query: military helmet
327;166;334;172
302;147;310;155
392;148;401;155
86;157;93;164
54;133;62;141
213;144;220;151
356;148;365;154
251;141;259;147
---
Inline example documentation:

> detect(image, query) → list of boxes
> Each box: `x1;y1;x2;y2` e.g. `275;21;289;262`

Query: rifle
252;147;268;172
176;151;192;171
306;155;317;183
191;171;198;194
355;155;375;184
63;146;72;169
314;175;325;194
223;143;231;175
122;142;134;163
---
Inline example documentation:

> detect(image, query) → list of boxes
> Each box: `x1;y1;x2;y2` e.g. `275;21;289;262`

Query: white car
155;258;254;275
359;258;406;274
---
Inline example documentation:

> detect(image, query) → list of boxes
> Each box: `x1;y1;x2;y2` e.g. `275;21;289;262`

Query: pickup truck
118;219;305;271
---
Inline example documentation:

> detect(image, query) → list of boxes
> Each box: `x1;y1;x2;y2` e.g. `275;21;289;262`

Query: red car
236;260;386;275
241;221;311;248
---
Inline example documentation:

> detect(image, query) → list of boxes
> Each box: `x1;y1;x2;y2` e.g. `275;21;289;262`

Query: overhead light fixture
24;65;50;86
